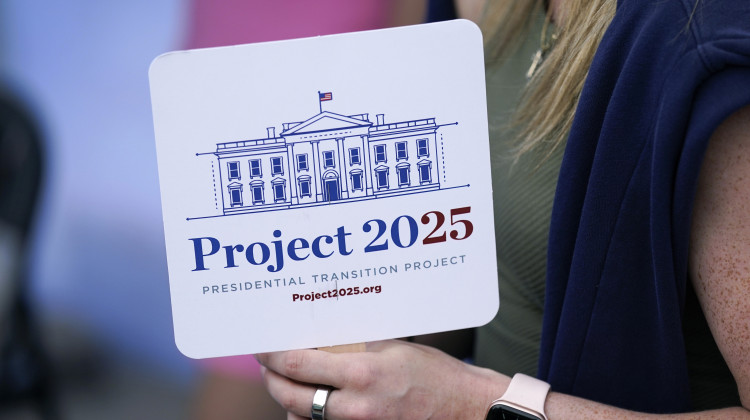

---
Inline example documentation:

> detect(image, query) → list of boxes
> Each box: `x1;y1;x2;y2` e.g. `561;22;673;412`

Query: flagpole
318;91;322;114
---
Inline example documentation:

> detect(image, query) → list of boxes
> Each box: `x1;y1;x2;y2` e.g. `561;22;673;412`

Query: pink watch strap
496;373;550;419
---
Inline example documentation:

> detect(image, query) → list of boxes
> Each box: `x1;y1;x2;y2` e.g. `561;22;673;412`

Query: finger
263;363;318;418
287;411;305;420
257;349;365;388
365;339;400;352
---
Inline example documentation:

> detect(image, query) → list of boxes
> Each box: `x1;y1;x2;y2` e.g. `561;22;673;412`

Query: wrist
455;364;510;420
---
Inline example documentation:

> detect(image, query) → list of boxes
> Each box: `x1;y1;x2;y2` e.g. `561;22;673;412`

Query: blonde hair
482;0;616;161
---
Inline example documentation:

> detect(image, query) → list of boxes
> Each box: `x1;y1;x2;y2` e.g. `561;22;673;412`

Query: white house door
324;179;340;201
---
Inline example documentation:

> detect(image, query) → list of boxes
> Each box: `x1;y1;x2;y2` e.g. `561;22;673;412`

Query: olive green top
473;12;562;378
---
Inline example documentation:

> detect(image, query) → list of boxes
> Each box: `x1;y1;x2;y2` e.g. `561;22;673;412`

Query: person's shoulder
616;0;750;42
599;0;750;79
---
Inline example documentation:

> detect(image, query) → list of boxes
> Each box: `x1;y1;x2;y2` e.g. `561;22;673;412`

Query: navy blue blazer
539;0;750;413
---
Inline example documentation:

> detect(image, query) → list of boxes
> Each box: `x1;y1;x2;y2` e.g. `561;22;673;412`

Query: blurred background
0;1;447;418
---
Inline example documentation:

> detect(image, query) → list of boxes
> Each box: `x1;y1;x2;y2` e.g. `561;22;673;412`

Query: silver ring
311;387;332;420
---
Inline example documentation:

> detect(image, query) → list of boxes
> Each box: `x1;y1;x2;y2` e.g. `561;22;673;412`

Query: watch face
486;404;543;420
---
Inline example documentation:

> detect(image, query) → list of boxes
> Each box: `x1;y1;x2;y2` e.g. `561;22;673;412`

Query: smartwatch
485;373;550;420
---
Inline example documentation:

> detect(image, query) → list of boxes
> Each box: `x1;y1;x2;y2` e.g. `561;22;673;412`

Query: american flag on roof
319;92;332;102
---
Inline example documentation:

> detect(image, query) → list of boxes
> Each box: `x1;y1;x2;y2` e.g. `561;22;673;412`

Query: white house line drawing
198;107;456;218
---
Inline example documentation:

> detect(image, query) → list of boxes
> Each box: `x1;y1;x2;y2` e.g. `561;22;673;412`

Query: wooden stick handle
318;343;366;353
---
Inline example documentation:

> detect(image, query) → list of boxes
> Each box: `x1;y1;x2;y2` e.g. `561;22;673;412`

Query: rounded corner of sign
449;19;483;42
477;296;500;327
174;336;203;360
148;53;169;80
454;18;480;32
148;50;185;82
